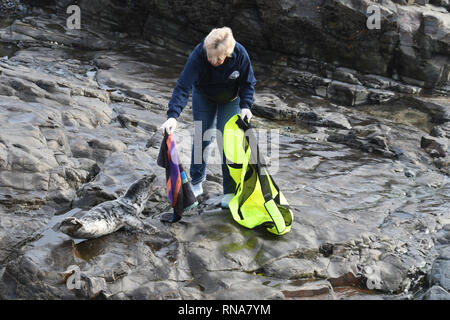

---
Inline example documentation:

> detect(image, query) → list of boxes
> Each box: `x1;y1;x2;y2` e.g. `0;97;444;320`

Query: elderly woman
160;27;256;209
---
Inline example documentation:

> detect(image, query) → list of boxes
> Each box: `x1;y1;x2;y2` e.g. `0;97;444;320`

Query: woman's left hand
240;108;253;122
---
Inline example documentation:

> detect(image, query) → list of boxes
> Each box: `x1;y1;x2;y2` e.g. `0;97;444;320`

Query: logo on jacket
229;71;240;79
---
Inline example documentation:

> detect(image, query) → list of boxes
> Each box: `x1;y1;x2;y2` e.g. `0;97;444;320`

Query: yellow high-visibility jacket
223;114;293;235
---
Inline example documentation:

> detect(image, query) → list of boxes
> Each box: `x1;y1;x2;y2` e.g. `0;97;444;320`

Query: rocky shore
0;1;448;300
0;0;29;17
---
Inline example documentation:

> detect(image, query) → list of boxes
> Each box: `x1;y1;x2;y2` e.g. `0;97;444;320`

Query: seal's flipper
141;219;158;235
123;215;158;235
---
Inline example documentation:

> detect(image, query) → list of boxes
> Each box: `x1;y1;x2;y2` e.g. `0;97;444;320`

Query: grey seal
60;174;158;239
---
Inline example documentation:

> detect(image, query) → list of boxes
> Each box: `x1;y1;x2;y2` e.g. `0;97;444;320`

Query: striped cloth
157;132;198;222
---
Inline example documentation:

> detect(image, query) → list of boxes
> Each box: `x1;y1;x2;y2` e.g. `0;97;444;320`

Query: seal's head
59;216;111;239
59;217;84;237
122;174;156;208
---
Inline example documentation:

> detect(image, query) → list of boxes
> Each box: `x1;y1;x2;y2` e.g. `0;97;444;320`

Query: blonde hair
203;27;236;63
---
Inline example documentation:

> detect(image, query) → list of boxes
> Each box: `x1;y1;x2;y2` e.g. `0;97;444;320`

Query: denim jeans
190;87;240;194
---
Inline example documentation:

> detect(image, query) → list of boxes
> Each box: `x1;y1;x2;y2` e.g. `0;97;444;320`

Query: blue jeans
190;87;240;194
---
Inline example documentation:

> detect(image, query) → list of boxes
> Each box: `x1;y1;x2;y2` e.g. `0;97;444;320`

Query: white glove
240;108;253;122
160;117;177;135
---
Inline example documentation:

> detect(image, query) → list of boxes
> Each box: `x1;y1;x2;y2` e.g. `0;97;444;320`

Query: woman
160;27;256;209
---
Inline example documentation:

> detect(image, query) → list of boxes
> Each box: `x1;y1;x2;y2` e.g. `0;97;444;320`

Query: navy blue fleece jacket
167;40;256;119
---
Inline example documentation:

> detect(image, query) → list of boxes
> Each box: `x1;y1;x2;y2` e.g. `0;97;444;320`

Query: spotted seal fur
60;174;158;239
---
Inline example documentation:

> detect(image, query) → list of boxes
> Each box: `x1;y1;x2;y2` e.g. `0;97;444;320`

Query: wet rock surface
0;8;449;300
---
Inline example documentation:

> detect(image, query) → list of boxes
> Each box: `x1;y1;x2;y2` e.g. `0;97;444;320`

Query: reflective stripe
264;199;286;234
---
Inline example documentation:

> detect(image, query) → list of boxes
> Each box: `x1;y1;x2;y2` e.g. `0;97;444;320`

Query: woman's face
207;52;227;67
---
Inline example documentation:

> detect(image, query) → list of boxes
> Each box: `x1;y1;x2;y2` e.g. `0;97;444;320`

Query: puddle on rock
0;17;20;58
72;236;110;261
354;103;434;133
222;237;259;253
45;23;66;34
0;42;20;59
0;17;16;29
33;208;82;247
26;208;82;265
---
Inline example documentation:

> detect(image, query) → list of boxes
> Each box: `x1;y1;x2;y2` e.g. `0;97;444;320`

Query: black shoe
160;212;182;224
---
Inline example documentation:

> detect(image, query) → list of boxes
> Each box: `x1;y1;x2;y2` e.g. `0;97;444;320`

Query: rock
430;258;450;291
332;67;362;86
422;285;450;300
69;136;128;163
433;156;450;175
421;135;448;158
368;89;397;104
404;169;416;178
0;0;30;16
296;108;352;130
429;0;450;10
72;182;118;208
327;124;398;159
252;92;297;120
146;131;164;149
374;255;409;292
392;1;415;5
319;243;334;257
360;74;393;90
327;81;369;106
280;280;335;299
0;208;53;262
0;255;76;299
0;121;62;206
76;275;108;299
281;69;333;98
328;271;361;288
430;122;450;139
87;138;127;153
262;255;329;280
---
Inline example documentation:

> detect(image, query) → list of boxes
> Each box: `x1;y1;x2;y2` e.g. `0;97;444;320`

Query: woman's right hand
160;117;177;135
